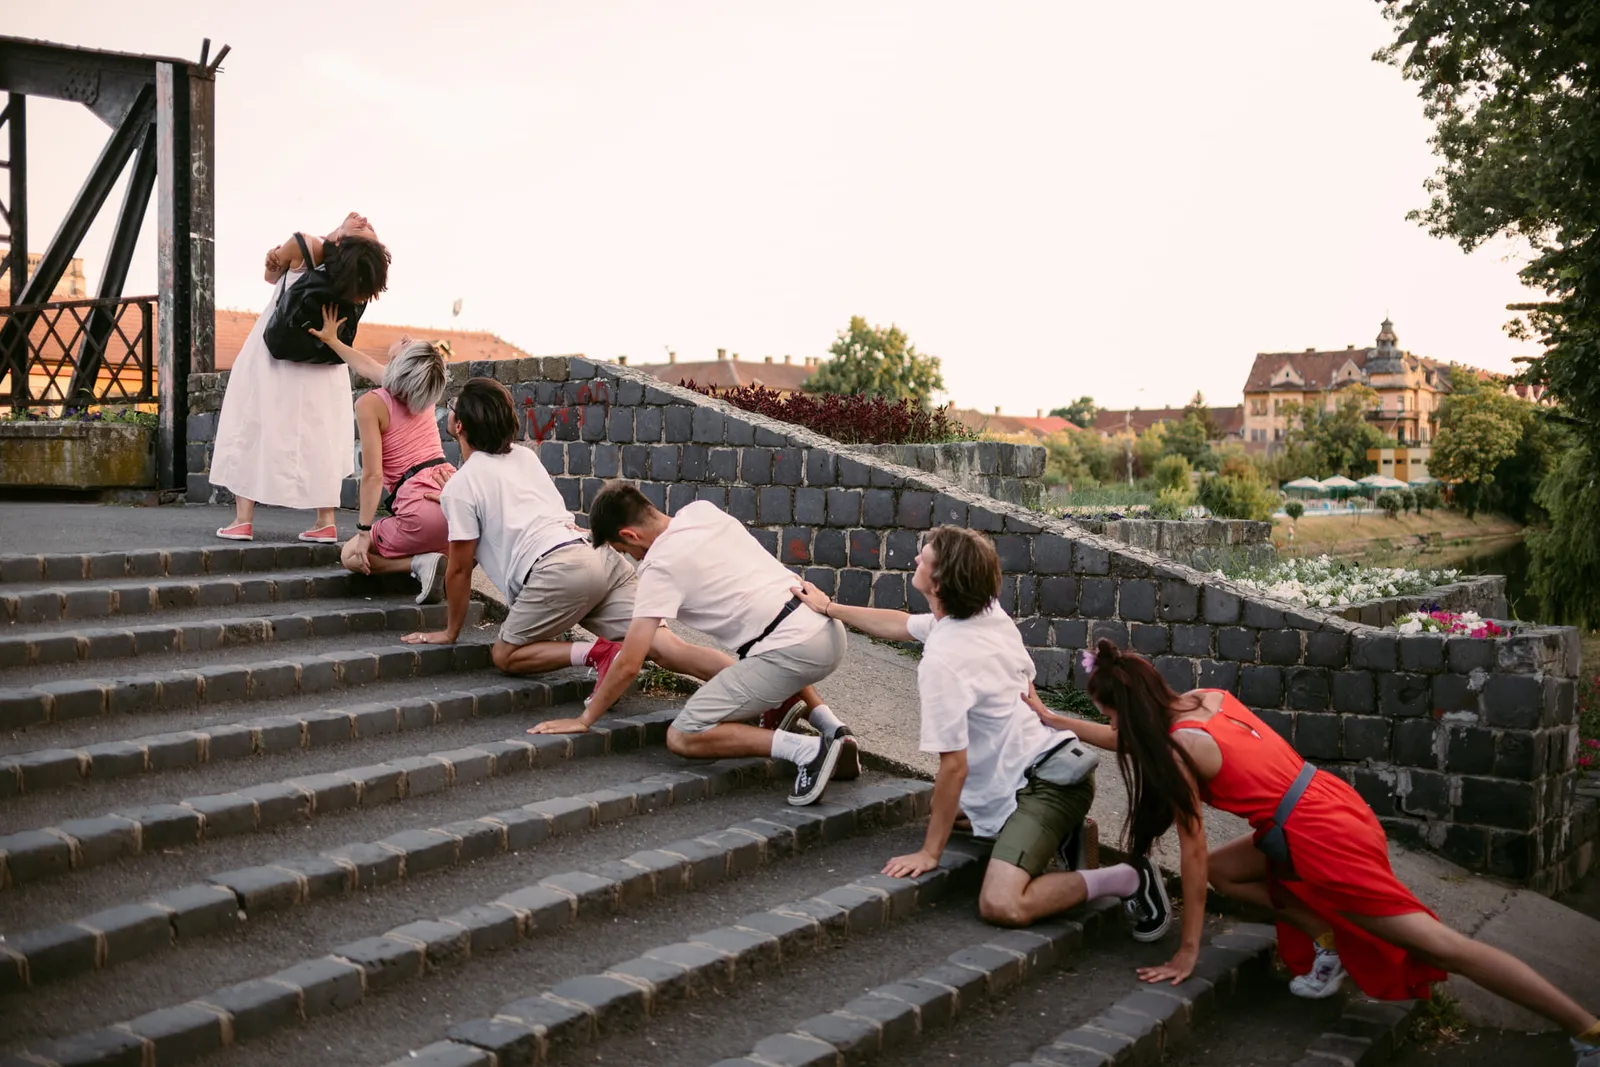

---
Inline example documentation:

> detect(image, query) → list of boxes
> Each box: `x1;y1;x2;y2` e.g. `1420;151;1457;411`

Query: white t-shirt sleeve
918;657;974;754
438;482;480;542
632;563;684;621
905;613;936;643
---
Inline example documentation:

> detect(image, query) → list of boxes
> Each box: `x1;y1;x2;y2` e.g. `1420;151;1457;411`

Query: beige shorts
672;620;847;734
499;543;637;646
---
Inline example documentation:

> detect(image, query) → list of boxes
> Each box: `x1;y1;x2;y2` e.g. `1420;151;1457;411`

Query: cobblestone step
0;636;510;731
0;705;665;891
0;674;555;805
0;567;414;627
0;598;483;668
6;782;931;1063
0;545;344;586
0;758;819;991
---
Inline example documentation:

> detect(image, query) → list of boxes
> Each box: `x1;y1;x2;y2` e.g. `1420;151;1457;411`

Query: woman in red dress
1037;639;1600;1064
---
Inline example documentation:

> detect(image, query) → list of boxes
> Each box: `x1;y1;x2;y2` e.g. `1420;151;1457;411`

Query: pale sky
10;1;1539;414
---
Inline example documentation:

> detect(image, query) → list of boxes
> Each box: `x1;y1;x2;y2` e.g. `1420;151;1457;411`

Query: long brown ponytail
1084;638;1204;859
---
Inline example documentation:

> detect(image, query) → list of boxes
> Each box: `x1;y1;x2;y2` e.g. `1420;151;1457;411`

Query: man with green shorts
792;525;1164;931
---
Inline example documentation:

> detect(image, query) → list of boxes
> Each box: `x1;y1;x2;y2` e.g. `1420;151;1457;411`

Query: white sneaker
1290;947;1347;999
411;552;446;605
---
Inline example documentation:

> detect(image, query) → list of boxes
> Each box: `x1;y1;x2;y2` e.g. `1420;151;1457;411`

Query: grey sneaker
1574;1040;1600;1067
1056;825;1088;872
1289;947;1347;999
412;552;446;605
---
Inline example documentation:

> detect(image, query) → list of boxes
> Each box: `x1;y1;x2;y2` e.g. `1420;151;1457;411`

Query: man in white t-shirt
400;379;731;690
791;525;1170;935
530;481;857;806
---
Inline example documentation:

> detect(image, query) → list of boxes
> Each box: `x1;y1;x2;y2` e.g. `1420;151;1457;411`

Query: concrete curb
1290;995;1424;1067
0;599;483;670
0;544;345;585
18;781;936;1067
2;751;789;991
1009;922;1281;1067
387;836;997;1067
0;683;622;893
0;670;555;799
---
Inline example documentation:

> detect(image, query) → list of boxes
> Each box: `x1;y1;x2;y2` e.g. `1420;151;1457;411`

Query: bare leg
978;859;1089;927
1343;910;1596;1037
233;497;256;525
314;508;337;529
1207;834;1330;940
666;723;780;760
646;630;733;682
491;639;577;675
340;540;412;575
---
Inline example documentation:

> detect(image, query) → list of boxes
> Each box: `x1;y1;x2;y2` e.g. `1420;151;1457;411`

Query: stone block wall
1336;575;1509;628
185;358;1586;890
1069;517;1275;570
854;442;1045;508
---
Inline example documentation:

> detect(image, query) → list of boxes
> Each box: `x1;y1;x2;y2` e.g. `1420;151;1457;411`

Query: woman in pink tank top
307;309;456;603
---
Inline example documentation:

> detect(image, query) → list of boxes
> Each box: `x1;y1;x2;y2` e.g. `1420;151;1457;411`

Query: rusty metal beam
2;93;24;310
0;35;183;128
67;117;157;403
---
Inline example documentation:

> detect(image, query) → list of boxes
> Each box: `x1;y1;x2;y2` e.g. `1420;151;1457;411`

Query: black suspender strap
737;596;801;660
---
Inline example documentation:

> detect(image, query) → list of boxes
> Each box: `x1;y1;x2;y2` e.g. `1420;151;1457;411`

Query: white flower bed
1215;554;1460;609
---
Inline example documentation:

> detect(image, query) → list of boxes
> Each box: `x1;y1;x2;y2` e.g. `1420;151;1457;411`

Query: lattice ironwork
0;294;155;410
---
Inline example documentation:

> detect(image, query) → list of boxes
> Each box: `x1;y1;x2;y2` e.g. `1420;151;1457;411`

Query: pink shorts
371;464;454;558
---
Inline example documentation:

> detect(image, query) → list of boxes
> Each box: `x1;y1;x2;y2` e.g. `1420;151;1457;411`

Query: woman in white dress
210;212;392;542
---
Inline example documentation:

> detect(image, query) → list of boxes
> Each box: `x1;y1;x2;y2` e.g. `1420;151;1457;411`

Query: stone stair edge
0;544;345;585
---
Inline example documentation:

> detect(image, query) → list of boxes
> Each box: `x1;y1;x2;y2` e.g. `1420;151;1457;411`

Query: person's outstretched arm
307;305;388;383
530;615;657;733
402;538;476;645
1023;682;1117;750
264;232;323;282
884;748;966;878
790;579;913;642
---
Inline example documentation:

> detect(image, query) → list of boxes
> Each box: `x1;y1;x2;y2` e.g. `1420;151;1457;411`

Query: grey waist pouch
1028;736;1098;788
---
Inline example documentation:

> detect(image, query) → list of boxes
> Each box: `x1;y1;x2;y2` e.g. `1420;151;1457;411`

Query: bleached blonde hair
382;340;448;415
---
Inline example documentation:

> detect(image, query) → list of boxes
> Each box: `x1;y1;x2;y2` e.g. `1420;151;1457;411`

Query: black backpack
263;233;367;365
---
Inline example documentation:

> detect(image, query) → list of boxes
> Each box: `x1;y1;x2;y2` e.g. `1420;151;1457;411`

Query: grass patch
869;634;922;660
637;664;701;697
1037;685;1107;724
1412;990;1469;1046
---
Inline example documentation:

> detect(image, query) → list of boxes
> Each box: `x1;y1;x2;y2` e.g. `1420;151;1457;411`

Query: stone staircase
0;541;1421;1067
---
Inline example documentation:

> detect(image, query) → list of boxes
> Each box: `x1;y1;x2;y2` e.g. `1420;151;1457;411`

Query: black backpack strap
292;232;315;271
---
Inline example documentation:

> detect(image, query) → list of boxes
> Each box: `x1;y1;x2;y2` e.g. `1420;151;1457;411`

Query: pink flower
1581;755;1595;768
1586;739;1600;750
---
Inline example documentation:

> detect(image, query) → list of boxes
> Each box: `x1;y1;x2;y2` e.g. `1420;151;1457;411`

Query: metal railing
0;294;157;412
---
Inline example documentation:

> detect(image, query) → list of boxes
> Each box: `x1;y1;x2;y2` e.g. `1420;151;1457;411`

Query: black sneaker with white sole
789;731;850;806
830;726;861;781
1125;856;1173;942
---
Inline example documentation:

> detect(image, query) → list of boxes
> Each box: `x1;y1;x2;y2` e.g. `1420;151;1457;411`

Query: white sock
570;642;596;666
770;731;822;766
1078;863;1141;901
806;703;844;735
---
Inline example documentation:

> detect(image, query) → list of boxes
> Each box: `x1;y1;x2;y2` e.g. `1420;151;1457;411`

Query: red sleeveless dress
1173;692;1446;1000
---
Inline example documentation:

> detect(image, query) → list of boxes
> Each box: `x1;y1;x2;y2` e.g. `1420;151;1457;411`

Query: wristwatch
356;522;372;532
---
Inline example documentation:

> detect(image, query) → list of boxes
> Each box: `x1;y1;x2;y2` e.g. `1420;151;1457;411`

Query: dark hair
452;377;518;454
588;480;659;547
923;526;1001;619
324;235;391;303
1084;639;1204;859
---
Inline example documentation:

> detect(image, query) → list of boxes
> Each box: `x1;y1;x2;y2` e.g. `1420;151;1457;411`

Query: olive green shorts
990;775;1096;878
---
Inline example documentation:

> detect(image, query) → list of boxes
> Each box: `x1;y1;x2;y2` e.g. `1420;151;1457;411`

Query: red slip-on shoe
215;522;253;541
298;525;338;543
584;638;624;690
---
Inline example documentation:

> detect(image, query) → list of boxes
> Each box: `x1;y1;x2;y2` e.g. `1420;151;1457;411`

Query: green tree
1281;384;1387;479
1050;397;1099;429
1377;490;1404;519
1197;468;1275;521
1161;413;1216;470
1183;391;1223;441
1429;394;1524;518
1285;500;1305;522
1434;369;1565;523
1379;2;1600;621
1152;454;1193;494
807;316;944;407
1529;446;1600;630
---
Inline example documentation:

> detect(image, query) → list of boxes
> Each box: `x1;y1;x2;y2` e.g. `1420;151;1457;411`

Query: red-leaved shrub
679;382;974;446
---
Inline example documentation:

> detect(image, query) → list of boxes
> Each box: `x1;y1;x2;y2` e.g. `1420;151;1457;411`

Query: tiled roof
1244;348;1462;394
213;309;531;371
949;408;1074;437
1089;405;1244;438
629;358;815;394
